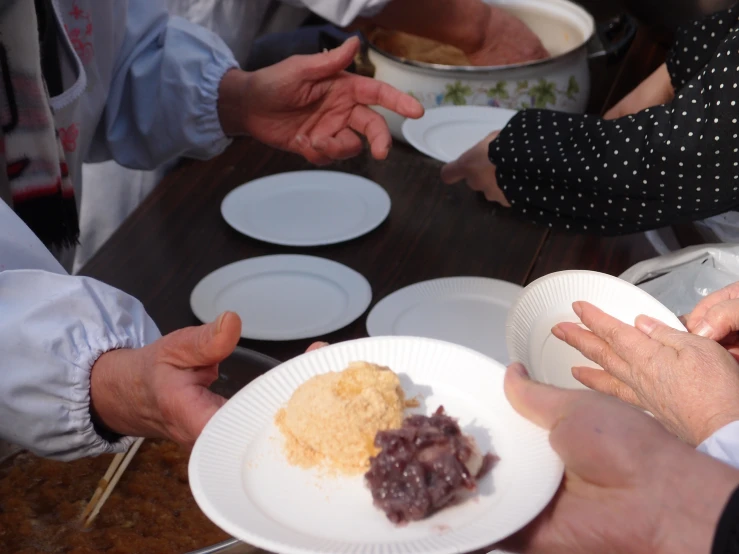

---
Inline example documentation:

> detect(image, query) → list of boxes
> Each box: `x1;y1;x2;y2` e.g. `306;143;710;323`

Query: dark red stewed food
364;406;497;524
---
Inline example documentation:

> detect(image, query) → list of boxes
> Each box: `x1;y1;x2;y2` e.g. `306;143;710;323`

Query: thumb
156;311;242;368
689;299;739;341
504;363;579;430
298;36;360;81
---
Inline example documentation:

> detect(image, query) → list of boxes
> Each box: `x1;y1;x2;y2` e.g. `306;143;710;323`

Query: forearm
367;0;493;54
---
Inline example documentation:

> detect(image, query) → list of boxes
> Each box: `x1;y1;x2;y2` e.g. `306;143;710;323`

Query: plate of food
402;106;518;163
189;336;563;554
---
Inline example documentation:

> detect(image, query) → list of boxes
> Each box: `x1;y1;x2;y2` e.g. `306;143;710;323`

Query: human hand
467;7;549;66
217;37;423;165
498;363;739;554
603;63;673;120
440;131;510;205
550;301;739;446
89;312;242;448
683;282;739;361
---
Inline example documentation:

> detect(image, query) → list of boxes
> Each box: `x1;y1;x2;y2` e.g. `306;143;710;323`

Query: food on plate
276;361;409;474
368;27;471;66
0;440;229;554
365;406;497;524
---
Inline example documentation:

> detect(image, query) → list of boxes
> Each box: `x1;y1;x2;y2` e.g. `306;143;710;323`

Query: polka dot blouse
489;4;739;235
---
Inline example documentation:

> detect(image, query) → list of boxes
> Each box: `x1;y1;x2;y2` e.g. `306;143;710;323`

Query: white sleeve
280;0;392;27
697;421;739;470
0;201;162;460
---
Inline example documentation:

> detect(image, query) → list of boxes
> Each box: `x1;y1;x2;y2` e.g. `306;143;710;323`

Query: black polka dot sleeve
667;4;739;90
489;16;739;235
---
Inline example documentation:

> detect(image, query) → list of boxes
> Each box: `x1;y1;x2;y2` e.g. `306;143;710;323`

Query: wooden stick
83;437;145;528
79;451;126;522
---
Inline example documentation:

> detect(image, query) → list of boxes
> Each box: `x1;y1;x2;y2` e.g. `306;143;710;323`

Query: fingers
572;366;641;406
634;314;691;351
306;341;329;353
313;129;363;160
158;311;242;368
504;363;581;431
348;105;392;159
573;301;662;364
688;298;739;341
551;321;631;378
293;134;333;166
440;157;467;185
296;36;360;82
441;132;500;185
352;77;424;119
685;285;739;330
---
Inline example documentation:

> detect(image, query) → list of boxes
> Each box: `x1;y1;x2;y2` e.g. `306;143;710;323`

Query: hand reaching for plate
217;37;424;165
551;301;739;446
90;312;243;448
90;322;332;449
440;131;510;205
498;363;739;554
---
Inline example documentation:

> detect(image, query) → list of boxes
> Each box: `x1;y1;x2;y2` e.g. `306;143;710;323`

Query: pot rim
366;0;595;73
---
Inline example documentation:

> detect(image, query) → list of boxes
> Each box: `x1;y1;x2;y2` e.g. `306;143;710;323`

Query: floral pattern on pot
409;76;581;110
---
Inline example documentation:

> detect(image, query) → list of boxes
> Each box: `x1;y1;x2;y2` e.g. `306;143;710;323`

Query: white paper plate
190;255;372;341
402;106;517;163
366;277;523;365
221;171;391;246
189;336;563;554
506;270;686;390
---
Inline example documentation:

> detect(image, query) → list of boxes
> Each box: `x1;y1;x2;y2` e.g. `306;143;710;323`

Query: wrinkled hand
468;8;549;66
550;301;739;446
498;364;739;554
683;282;739;361
90;312;242;448
440;131;510;205
218;37;423;165
604;63;673;120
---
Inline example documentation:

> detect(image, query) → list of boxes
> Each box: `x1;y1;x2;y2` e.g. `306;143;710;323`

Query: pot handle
587;14;638;63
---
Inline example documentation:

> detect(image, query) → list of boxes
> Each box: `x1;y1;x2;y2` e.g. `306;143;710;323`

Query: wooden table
78;25;670;554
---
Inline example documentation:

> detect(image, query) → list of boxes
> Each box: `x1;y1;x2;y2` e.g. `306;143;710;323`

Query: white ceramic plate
189;336;563;554
190;255;372;341
221;171;391;246
506;270;686;390
402;106;517;163
366;277;523;365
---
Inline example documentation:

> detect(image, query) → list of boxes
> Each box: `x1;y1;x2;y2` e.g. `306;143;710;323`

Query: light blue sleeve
697;420;739;470
95;0;239;169
0;200;162;460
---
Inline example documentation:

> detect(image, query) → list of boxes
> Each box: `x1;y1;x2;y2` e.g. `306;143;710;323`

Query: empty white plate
190;255;372;341
366;277;523;365
506;270;686;390
189;336;563;554
402;106;518;163
221;171;391;246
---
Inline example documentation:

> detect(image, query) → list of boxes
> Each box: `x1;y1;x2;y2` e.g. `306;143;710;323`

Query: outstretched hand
218;37;424;165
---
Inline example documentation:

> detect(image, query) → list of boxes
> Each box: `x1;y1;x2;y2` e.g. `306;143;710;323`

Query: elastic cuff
196;51;239;156
65;335;139;459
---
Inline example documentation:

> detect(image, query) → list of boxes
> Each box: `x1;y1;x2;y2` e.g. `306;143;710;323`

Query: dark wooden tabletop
78;25;673;554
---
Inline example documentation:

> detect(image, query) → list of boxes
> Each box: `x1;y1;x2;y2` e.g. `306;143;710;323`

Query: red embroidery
58;124;79;153
65;2;94;64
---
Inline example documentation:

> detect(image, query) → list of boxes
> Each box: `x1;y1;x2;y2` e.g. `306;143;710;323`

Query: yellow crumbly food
276;362;406;474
